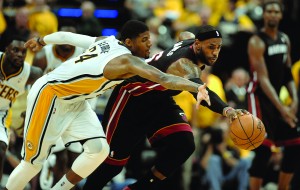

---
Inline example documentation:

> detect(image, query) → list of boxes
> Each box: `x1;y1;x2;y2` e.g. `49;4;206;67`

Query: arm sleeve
189;78;228;115
43;32;97;49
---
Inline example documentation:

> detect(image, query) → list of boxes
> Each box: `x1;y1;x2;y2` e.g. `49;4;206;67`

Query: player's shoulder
278;31;290;42
248;33;264;47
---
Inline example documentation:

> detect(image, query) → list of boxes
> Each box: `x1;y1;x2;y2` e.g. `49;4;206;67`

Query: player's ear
124;38;132;47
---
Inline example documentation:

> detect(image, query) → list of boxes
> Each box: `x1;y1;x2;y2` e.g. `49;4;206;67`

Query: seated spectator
197;124;252;190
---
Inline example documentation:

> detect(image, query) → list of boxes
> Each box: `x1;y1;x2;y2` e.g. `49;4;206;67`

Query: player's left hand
24;37;44;52
196;83;210;109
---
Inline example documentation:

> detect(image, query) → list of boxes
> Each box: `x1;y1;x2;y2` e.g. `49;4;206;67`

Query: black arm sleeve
189;78;228;115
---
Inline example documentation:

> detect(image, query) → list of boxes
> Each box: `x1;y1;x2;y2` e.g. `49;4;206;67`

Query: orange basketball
229;114;266;150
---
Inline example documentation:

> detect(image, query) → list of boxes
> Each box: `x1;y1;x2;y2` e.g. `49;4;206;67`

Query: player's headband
196;30;222;41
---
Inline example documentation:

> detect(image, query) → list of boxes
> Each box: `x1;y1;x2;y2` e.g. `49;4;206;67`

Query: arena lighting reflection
102;28;118;36
57;8;118;18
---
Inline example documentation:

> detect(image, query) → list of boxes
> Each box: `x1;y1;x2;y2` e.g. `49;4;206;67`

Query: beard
267;20;278;28
196;48;211;66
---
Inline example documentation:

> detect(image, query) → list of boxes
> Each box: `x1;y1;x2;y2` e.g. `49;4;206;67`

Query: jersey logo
179;112;188;122
98;42;110;53
167;41;183;56
26;140;34;151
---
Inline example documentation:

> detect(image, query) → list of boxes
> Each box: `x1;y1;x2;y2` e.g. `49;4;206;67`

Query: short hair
195;25;222;41
118;20;149;41
262;0;283;12
4;35;27;49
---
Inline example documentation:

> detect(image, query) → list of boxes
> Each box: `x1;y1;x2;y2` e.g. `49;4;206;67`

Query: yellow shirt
203;0;228;26
0;12;6;34
173;74;226;127
194;74;226;128
153;0;183;19
173;91;194;121
28;10;58;36
292;60;300;88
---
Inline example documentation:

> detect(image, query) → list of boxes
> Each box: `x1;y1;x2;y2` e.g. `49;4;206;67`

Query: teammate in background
32;23;84;189
32;24;84;73
0;38;43;187
4;21;210;190
246;1;300;190
82;22;247;190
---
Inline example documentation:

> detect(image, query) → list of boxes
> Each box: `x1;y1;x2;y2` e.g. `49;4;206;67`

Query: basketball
229;114;266;150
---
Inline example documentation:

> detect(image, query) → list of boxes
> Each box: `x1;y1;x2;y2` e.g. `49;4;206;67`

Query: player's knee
83;138;109;161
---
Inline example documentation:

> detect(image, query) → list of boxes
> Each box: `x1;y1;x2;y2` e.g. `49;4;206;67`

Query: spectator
27;0;58;37
225;67;249;110
0;6;31;51
77;1;102;37
198;124;252;190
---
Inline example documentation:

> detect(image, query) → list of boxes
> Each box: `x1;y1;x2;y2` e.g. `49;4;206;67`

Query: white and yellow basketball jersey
43;45;84;74
0;52;31;111
44;36;130;103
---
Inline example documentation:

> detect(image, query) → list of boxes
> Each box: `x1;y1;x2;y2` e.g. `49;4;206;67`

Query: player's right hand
24;37;44;52
280;106;297;128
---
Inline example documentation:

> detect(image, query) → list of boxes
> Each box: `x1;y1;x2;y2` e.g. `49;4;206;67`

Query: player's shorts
52;137;83;153
0;111;9;145
22;77;105;166
248;92;300;145
102;85;192;164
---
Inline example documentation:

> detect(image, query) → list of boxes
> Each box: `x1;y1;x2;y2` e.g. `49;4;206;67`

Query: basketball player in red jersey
82;22;247;190
247;1;300;189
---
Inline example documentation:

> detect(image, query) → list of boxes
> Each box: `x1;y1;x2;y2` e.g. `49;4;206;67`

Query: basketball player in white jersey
32;24;85;189
0;38;43;186
4;29;210;190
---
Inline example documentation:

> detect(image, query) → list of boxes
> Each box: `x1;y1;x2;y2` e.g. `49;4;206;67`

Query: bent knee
83;138;109;156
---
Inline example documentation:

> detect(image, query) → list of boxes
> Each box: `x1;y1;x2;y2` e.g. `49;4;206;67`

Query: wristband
37;37;46;46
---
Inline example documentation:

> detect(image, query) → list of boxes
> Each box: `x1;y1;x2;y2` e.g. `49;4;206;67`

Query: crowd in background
1;0;300;189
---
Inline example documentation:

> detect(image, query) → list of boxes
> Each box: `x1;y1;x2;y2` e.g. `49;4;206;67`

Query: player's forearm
42;32;97;49
287;81;298;106
189;78;228;114
260;77;284;111
160;74;199;92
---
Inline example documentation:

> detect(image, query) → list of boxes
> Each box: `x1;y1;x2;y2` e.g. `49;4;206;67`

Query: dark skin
0;40;42;184
248;3;298;190
248;3;297;129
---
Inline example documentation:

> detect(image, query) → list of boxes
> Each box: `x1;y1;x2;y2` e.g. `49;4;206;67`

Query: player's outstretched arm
124;55;211;106
24;32;97;52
